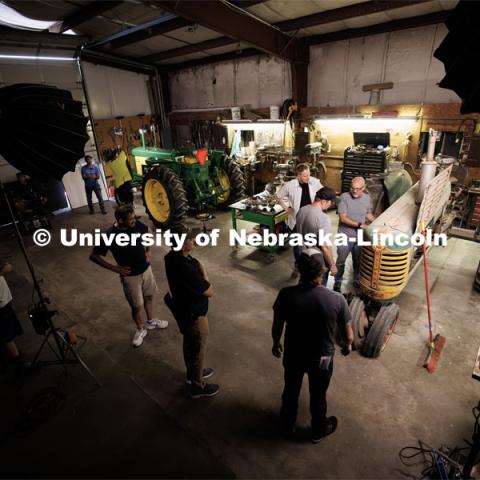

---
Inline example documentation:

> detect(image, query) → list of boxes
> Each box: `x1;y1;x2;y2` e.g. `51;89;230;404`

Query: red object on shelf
196;148;208;165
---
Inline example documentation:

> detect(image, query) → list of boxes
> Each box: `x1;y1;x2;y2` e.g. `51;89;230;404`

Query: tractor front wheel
349;296;369;350
217;156;246;207
142;165;188;230
361;303;399;358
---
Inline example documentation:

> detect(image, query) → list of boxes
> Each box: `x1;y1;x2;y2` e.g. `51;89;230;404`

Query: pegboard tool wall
93;114;153;183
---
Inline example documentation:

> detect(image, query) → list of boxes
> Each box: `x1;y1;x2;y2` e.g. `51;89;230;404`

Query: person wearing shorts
0;261;25;377
90;204;168;347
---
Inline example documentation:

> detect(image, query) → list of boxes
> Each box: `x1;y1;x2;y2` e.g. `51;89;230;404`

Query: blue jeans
335;240;361;284
85;183;105;212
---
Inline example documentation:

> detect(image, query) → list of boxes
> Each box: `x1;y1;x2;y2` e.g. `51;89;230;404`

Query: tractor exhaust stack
416;129;440;204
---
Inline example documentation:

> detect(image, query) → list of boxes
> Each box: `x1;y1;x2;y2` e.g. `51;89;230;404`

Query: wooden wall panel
168;103;480;191
93;114;153;183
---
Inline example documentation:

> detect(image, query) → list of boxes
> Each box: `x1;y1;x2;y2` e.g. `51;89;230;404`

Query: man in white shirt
275;164;323;276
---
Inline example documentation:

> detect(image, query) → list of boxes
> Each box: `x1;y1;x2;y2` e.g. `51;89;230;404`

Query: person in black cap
295;186;338;286
164;227;218;399
272;250;353;442
90;204;168;348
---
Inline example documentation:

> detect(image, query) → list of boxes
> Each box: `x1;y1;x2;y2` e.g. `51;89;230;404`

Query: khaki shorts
120;265;157;309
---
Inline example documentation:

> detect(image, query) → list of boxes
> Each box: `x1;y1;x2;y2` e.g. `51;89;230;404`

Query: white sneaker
132;328;147;347
145;319;169;330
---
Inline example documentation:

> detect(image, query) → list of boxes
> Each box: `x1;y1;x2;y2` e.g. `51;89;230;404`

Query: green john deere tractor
131;144;246;230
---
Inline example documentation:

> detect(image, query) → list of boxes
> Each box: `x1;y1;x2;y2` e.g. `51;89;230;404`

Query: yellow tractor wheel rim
145;178;170;223
217;169;231;204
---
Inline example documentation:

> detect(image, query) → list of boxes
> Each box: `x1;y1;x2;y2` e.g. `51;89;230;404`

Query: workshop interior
0;0;479;479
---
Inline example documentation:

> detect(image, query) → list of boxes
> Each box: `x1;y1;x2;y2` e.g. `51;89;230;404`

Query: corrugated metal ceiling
2;0;459;65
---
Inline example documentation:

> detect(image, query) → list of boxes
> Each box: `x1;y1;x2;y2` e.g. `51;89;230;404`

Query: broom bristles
424;334;446;373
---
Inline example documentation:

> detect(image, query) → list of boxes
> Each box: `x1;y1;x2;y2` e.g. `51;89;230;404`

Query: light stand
0;179;101;386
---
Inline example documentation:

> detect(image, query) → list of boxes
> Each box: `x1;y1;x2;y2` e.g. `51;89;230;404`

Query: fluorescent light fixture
222;121;286;130
222;120;253;124
314;116;418;132
315;115;417;122
0;54;75;61
222;120;285;126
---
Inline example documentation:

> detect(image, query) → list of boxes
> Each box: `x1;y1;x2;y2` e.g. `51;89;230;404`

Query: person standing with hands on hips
275;164;323;278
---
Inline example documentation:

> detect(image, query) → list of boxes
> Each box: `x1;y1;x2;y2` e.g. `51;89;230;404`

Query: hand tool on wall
115;115;125;150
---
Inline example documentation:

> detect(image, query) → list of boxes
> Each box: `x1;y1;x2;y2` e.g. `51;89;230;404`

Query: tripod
0;179;101;386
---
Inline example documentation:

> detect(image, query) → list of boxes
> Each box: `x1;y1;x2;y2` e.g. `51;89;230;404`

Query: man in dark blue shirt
272;251;353;443
90;205;168;347
81;155;106;215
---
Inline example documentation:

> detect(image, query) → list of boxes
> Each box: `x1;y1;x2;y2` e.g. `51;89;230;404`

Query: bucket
196;148;208;165
231;106;241;120
270;105;279;120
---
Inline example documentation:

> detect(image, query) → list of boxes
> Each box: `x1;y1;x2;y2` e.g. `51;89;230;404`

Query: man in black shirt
272;251;353;442
164;227;218;399
90;205;168;348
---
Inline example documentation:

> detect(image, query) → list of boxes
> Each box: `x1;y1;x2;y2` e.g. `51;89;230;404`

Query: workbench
229;195;288;254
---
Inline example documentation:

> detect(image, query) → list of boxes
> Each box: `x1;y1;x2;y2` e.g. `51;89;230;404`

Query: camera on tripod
28;303;56;335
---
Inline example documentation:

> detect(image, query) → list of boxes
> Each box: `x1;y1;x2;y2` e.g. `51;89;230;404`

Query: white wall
169;55;292;110
168;23;459;111
308;24;459;107
81;62;152;119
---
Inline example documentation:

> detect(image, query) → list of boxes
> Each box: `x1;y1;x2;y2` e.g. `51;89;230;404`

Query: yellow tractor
350;130;452;357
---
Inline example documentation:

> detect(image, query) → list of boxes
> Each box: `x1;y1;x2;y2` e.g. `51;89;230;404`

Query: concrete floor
1;200;479;478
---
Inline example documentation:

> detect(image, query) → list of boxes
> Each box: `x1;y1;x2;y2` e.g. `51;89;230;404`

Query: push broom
421;220;446;373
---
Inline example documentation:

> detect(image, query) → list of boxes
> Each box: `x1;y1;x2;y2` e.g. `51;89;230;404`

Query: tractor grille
359;246;410;301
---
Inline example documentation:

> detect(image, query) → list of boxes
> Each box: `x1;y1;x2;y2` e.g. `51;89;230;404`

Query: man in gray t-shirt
334;177;375;292
296;187;337;286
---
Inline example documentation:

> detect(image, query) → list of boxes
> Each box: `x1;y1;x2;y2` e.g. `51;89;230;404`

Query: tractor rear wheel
217;156;246;207
361;303;399;358
142;165;188;230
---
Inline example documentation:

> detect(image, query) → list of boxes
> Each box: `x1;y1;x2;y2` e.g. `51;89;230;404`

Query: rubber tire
349;297;369;350
142;165;188;231
361;303;400;358
218;156;246;208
